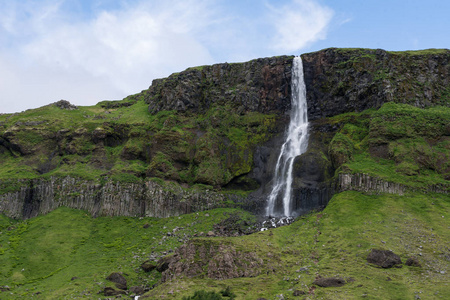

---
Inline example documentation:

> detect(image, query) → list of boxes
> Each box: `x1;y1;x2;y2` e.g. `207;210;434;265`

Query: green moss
326;103;449;191
388;48;449;56
329;132;355;167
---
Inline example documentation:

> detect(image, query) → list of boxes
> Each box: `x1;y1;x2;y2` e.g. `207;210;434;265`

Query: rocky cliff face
302;48;450;119
1;48;449;219
145;56;294;114
0;176;240;219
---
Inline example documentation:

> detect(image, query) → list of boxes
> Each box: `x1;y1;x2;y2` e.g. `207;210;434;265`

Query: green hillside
0;191;448;299
1;48;449;299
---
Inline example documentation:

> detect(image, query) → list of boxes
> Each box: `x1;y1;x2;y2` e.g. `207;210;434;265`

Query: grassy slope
328;103;450;191
0;96;278;188
0;97;151;182
147;191;449;299
0;207;255;299
1;49;449;298
1;191;447;299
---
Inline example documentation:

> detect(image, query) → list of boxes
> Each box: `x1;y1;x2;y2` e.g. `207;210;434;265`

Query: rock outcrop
338;173;406;195
145;56;294;114
0;176;241;219
157;239;277;282
367;249;402;268
302;48;450;120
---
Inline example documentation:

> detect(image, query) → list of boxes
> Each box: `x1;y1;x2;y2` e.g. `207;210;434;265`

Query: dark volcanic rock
141;260;157;272
302;48;450;120
102;287;126;296
405;256;422;267
106;272;127;290
145;56;294;114
290;149;334;215
313;277;346;287
367;249;402;268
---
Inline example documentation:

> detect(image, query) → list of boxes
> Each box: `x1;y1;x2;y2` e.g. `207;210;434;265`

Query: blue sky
1;0;448;113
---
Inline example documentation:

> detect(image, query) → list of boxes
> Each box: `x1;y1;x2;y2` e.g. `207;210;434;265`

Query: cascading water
266;56;309;217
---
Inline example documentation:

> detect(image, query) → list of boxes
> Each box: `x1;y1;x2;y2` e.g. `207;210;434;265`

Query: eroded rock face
145;56;294;114
2;49;449;220
302;48;450;120
157;240;277;282
0;176;242;219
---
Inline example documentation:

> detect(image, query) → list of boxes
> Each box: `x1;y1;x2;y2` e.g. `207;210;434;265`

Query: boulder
141;260;157;272
405;256;422;267
106;272;127;290
367;249;402;268
293;290;306;296
313;277;346;287
102;287;125;296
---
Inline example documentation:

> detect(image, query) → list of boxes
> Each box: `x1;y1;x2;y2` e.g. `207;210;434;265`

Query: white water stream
266;56;309;217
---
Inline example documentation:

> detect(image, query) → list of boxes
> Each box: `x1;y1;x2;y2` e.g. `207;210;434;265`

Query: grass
143;191;449;299
0;97;280;189
1;48;449;299
326;103;450;192
0;207;255;299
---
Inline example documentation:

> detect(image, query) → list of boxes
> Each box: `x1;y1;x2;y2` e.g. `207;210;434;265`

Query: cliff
0;176;242;219
1;48;449;300
0;48;449;219
302;48;450;119
144;56;294;114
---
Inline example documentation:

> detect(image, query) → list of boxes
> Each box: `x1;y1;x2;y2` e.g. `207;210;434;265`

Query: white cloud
0;0;218;112
0;0;334;113
268;0;334;52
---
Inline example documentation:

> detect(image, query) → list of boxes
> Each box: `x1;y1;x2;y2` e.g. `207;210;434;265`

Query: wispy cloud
268;0;334;52
0;0;334;113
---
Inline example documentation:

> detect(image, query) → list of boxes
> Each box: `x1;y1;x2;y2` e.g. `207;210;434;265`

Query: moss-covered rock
302;48;450;120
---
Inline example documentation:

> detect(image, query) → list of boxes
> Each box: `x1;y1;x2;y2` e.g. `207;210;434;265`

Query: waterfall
266;56;309;217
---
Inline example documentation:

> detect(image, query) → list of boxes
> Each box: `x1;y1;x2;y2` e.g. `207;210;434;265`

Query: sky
0;0;448;113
